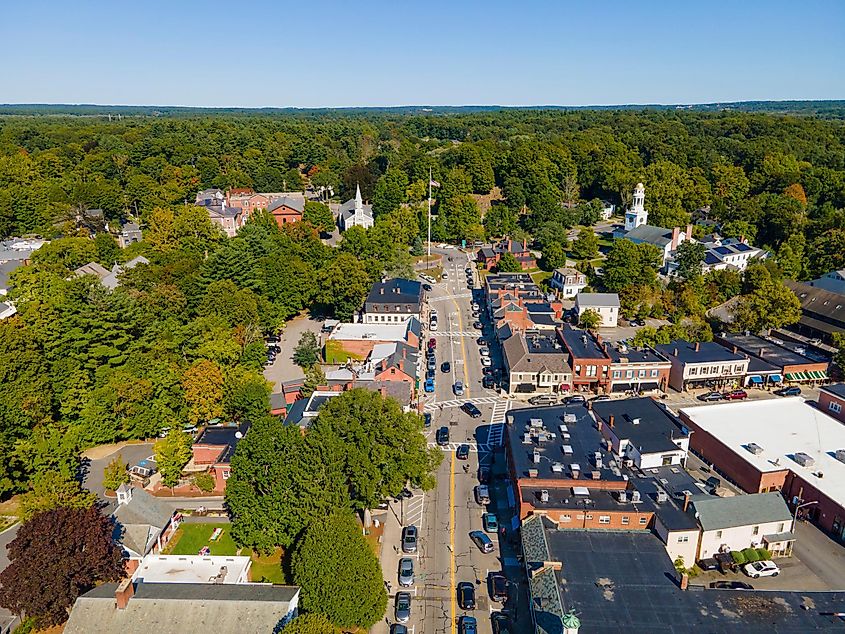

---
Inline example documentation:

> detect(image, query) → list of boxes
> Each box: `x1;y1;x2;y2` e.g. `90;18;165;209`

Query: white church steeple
625;182;648;232
354;184;364;222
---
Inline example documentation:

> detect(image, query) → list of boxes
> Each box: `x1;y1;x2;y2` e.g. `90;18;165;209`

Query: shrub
742;547;760;563
193;472;216;493
756;547;772;561
731;550;746;565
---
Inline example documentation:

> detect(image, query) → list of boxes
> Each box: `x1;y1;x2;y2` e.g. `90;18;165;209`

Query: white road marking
423;396;502;411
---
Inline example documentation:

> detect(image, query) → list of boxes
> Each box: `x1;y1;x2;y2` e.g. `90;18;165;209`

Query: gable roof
691;492;792;531
75;261;111;280
268;196;304;214
365;278;423;308
786;280;845;324
575;292;619;307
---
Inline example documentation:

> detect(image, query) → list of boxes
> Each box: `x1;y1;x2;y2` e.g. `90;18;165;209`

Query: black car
457;582;476;610
775;386;802;397
472;321;483;330
422;283;432;291
697;557;719;571
482;375;496;389
426;369;436;381
710;580;754;590
564;394;587;405
461;402;482;418
423;412;432;428
456;444;470;460
441;361;452;373
391;625;409;634
491;613;511;634
489;572;508;602
436;426;450;445
477;337;487;346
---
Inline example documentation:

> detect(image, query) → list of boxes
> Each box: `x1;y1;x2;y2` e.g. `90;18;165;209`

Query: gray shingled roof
691;492;792;531
625;224;673;247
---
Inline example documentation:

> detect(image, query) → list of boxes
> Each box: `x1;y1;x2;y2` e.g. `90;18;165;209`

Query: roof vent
834;449;845;464
551;463;564;473
656;490;668;503
530;418;544;428
632;417;640;425
794;452;815;467
533;450;541;464
564;414;577;424
617;490;628;503
540;489;549;503
746;443;764;456
631;490;641;503
562;445;574;456
528;468;539;478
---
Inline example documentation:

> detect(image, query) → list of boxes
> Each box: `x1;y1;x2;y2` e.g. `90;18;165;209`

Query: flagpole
427;167;432;262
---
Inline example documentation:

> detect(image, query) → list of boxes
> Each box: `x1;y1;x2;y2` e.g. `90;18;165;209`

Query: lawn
243;548;287;585
324;339;365;365
530;270;553;287
165;522;239;556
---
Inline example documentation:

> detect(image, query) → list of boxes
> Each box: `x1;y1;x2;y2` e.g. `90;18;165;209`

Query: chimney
759;347;766;357
671;227;680;250
732;345;738;354
683;491;691;513
596;333;602;344
673;347;678;357
680;572;689;591
695;342;700;353
523;238;527;251
115;578;134;610
608;414;615;429
685;223;693;242
380;287;384;295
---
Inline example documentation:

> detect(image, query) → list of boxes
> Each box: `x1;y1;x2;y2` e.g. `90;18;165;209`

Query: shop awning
747;375;763;385
769;374;783;383
786;372;805;381
763;531;795;544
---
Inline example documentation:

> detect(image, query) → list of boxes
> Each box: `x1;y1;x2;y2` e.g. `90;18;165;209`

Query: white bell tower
625;182;648;232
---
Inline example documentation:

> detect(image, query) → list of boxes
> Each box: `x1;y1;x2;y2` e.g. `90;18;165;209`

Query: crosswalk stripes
427;441;494;453
428;293;473;302
488;400;510;446
423;396;502;412
429;331;479;338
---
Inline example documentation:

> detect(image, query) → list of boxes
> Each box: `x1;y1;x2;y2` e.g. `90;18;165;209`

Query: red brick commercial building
818;384;845;423
477;239;537;271
559;326;611;393
680;398;845;540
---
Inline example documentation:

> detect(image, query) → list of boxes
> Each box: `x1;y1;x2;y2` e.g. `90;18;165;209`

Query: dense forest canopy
1;107;844;499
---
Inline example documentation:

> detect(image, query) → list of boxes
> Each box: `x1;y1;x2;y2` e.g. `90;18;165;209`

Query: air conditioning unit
794;452;815;467
564;414;577;424
631;490;641;503
533;450;541;464
540;489;549;503
562;445;574;456
617;491;628;503
528;469;539;478
551;463;564;473
656;490;668;503
522;433;532;444
746;443;764;456
530;418;544;428
835;449;845;465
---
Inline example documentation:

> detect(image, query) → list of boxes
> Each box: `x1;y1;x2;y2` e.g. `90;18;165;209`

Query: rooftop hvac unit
591;470;601;480
632;418;641;425
562;445;574;456
631;490;641;503
528;469;539;478
530;418;544;428
835;449;845;464
522;433;532;444
564;414;577;424
656;490;668;503
562;433;571;441
559;425;569;433
746;443;764;456
551;463;564;473
794;452;815;467
617;490;628;503
623;458;634;468
536;432;547;444
571;464;581;477
533;450;541;464
540;489;549;503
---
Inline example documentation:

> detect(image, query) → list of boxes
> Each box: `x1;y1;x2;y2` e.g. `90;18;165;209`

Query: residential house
0;300;15;320
819;383;845;423
189;423;250;493
204;202;245;237
501;332;572;396
226;189;270;218
195;189;225;206
600;200;616;220
117;223;143;249
573;292;619;328
696;237;765;273
111;484;179;571
371;341;418;384
0;237;47;295
691;493;795;559
605;341;671;393
284;390;341;429
808;269;845;295
76;256;150;290
76;208;107;234
784;280;845;343
64;580;300;634
714;332;829;387
625;224;691;268
549;267;587;298
268;195;304;227
490;296;563;333
338;185;374;230
476;238;537;271
362;278;424;324
559;326;611;393
592;397;690;469
654;340;749;392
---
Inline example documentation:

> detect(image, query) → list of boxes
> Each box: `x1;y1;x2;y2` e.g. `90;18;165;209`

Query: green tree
283;614;341;634
579;308;601;331
318;253;371;321
293;331;321;367
602;240;663;292
732;279;802;333
303;201;335;234
541;241;567;270
154;429;193;488
19;470;97;521
193;472;215;493
93;233;121;267
302;363;326;398
674;240;706;280
291;512;387;630
496;252;522;272
102;454;129;492
776;233;805;279
571;228;599;259
372;168;408;216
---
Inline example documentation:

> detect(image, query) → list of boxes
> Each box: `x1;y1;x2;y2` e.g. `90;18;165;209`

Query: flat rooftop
507;405;625;483
605;344;669;365
328;322;409;341
540;524;845;633
525;332;565;354
717;332;828;367
132;555;251;584
680;398;845;506
655;339;746;365
592;397;688;454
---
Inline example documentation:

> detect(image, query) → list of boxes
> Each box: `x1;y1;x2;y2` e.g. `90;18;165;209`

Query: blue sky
1;0;843;107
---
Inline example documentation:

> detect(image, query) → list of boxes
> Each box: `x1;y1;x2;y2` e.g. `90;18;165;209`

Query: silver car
398;557;414;587
395;592;412;623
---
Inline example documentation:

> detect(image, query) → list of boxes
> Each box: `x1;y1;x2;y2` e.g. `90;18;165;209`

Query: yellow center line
449;451;456;634
451;294;471;398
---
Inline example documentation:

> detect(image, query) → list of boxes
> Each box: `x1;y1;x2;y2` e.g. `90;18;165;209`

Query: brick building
477;238;536;271
819;384;845;423
190;423;250;493
559;326;611;393
605;341;671;393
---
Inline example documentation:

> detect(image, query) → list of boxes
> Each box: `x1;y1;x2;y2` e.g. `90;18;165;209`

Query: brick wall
818;391;845;424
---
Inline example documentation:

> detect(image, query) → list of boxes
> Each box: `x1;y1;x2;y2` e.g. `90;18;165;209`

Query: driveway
82;442;154;502
263;313;324;391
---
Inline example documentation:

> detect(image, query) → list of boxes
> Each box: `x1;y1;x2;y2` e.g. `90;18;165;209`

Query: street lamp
792;499;818;530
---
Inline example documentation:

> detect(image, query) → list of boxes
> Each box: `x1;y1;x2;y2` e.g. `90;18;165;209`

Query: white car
479;347;490;357
481;356;492;367
744;560;780;578
429;320;438;331
471;302;480;311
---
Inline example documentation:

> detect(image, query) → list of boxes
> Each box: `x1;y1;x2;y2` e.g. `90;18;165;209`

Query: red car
428;338;437;350
723;389;748;400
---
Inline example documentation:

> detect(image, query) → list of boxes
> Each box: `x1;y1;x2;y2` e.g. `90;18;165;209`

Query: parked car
710;580;754;590
479;347;490;357
477;337;487;346
456;444;470;460
564;394;587;405
698;391;723;402
529;394;559;406
436;426;450;445
723;389;748;400
422;283;432;292
697;558;719;572
429;320;438;331
394;591;412;622
474;484;490;504
590;394;612;402
424;378;435;393
454;381;465;396
441;272;448;279
775;386;802;397
471;302;480;311
469;530;494;553
423;412;432;428
491;613;511;634
481;356;492;367
473;321;483;330
459;616;478;634
482;512;499;533
401;526;418;554
477;466;491;484
482;375;496;389
426;369;436;381
428;337;437;350
427;356;437;370
461;402;482;418
398;557;415;587
457;582;476;610
489;572;508;602
744;560;780;578
441;361;451;373
704;476;722;493
391;625;409;634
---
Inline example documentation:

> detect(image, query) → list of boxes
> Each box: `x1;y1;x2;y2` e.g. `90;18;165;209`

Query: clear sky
1;0;843;108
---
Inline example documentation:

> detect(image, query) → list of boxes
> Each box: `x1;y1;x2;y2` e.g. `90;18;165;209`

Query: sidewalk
372;503;405;634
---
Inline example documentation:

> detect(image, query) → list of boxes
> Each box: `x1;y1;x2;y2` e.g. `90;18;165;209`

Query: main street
377;247;519;634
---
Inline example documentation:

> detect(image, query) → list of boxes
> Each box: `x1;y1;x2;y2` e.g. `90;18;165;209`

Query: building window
715;530;722;539
777;522;785;533
587;365;597;377
626;370;633;379
830;401;842;414
735;364;744;373
599;515;611;524
678;535;689;543
221;470;230;480
752;526;759;535
639;517;647;525
651;369;659;377
621;516;630;525
638;369;646;378
689;367;697;376
613;370;621;379
561;514;571;522
585;514;593;520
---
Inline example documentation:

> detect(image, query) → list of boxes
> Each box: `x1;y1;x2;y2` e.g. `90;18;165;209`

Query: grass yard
243;548;287;585
530;270;553;286
165;522;239;556
324;339;365;365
